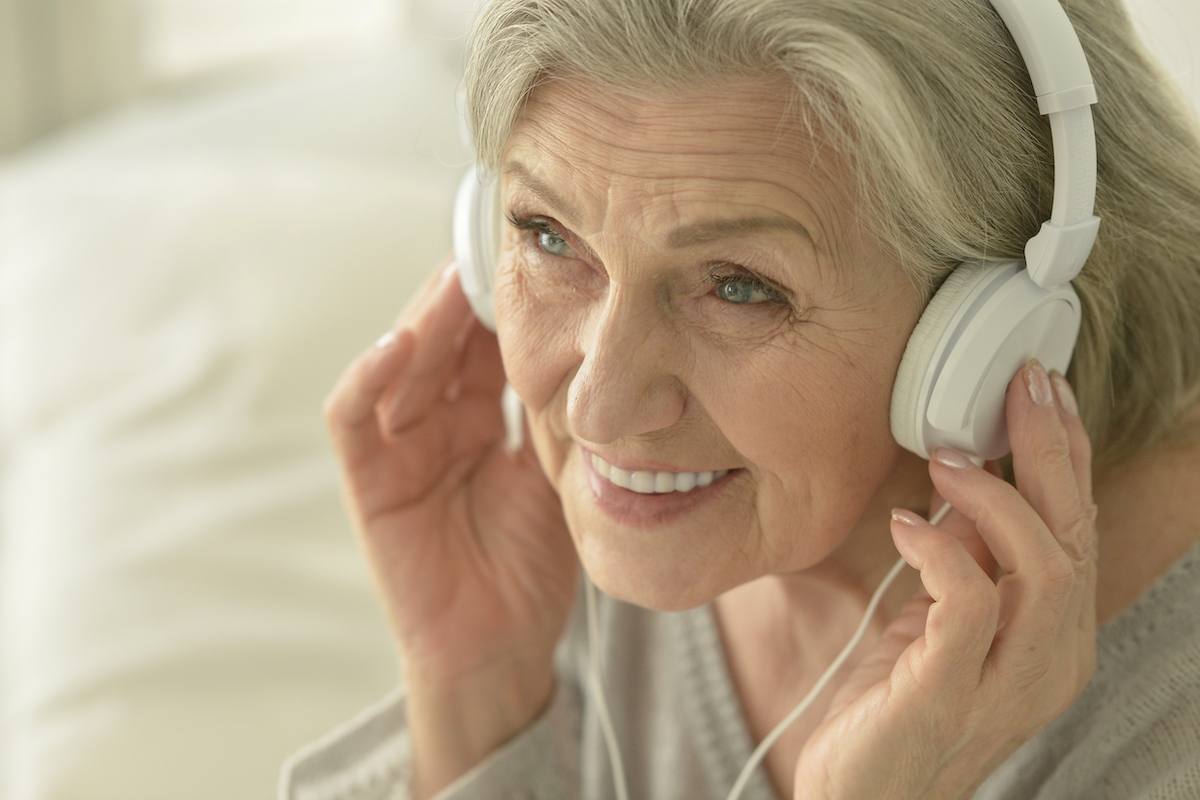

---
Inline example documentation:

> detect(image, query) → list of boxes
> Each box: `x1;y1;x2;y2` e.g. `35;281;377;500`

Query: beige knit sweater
280;543;1200;800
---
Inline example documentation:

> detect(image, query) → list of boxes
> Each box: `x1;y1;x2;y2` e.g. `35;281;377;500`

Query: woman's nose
567;285;686;445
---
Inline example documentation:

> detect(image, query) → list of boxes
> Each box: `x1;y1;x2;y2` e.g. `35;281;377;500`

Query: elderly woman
282;0;1200;798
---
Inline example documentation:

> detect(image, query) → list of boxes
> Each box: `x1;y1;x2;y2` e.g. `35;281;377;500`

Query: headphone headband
989;0;1100;287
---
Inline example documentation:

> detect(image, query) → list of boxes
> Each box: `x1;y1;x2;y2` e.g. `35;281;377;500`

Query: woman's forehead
509;75;818;159
502;77;855;251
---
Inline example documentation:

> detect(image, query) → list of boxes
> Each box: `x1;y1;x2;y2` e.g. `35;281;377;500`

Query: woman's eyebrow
502;161;583;225
667;217;812;249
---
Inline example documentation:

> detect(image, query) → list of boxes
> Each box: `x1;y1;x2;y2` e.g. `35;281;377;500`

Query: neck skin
1092;435;1200;623
714;448;927;799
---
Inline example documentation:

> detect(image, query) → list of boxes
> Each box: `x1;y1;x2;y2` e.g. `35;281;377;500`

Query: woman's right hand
324;257;578;795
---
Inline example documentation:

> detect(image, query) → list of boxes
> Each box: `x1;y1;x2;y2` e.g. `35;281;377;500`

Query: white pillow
0;44;468;800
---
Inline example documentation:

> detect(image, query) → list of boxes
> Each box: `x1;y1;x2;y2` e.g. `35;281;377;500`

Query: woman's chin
557;454;758;609
566;511;755;611
580;548;735;611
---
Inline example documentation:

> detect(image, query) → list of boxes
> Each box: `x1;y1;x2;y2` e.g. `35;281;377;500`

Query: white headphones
453;0;1100;463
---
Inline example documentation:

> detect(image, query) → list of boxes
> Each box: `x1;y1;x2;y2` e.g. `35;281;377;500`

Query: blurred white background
0;2;1195;800
143;0;402;80
1133;0;1200;104
0;0;1195;155
0;0;484;154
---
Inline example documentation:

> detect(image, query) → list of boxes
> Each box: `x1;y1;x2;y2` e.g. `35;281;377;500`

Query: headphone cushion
890;260;994;457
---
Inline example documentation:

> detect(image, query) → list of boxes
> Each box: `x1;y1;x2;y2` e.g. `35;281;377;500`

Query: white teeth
590;453;729;494
610;466;630;487
630;471;656;493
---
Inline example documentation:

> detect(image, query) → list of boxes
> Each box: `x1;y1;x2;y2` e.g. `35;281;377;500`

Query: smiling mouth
589;452;731;495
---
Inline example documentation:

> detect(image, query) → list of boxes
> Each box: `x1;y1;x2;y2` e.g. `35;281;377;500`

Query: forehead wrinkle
507;79;857;285
521;77;808;158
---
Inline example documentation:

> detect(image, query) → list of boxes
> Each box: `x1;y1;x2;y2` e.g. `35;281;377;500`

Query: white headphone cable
724;501;952;800
586;574;631;800
584;502;952;800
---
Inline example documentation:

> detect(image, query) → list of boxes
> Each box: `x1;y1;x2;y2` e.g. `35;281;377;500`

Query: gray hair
463;0;1200;477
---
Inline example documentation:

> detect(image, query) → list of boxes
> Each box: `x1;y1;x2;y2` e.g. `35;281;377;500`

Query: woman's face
494;76;928;610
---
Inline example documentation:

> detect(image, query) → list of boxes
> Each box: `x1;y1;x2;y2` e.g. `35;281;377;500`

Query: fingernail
891;508;926;527
934;447;974;470
1050;371;1079;417
375;330;398;349
1024;359;1054;407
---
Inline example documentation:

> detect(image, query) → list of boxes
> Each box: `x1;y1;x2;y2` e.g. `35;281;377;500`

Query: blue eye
714;274;787;306
537;228;572;257
506;213;578;259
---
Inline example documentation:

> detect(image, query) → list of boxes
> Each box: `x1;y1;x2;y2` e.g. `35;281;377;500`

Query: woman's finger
325;255;454;426
1045;370;1098;655
928;453;1057;581
928;463;1081;661
1049;370;1096;524
1000;362;1097;662
325;256;476;458
912;470;1089;735
378;264;481;435
925;363;1098;690
925;468;1001;580
1006;361;1095;564
891;510;1000;689
929;361;1096;573
325;327;418;451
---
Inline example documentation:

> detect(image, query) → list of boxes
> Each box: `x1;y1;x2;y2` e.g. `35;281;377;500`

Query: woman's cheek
494;252;588;413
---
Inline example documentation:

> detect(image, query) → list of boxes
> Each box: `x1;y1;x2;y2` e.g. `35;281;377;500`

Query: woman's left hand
793;359;1098;800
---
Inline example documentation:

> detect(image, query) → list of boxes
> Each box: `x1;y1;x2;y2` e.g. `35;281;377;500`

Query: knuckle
1013;659;1054;696
1057;500;1099;564
1034;426;1074;468
959;587;1001;632
1012;548;1078;624
1037;549;1077;602
1077;503;1100;558
967;486;1005;536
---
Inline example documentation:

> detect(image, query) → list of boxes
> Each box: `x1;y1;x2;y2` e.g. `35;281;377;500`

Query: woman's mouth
588;452;730;494
577;447;739;527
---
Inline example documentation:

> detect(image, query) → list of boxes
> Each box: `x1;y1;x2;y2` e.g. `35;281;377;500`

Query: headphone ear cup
453;166;501;331
891;260;1082;461
890;261;994;458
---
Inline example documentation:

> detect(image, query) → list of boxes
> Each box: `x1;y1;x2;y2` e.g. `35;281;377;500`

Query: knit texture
281;543;1200;800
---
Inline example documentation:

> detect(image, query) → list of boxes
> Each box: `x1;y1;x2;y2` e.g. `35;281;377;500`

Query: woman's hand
324;257;577;797
792;359;1098;800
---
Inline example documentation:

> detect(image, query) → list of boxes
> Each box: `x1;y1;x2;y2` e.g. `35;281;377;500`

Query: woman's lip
578;446;739;527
